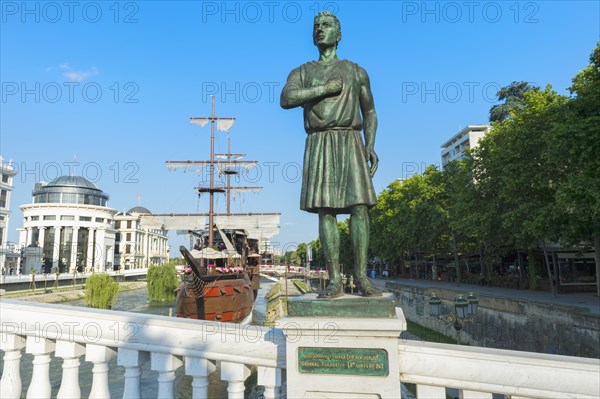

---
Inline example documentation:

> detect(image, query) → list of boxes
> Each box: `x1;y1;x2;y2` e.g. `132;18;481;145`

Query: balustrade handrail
2;299;600;399
399;340;600;398
0;299;286;368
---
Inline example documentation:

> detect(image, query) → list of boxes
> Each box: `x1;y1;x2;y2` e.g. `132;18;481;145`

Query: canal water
1;280;275;398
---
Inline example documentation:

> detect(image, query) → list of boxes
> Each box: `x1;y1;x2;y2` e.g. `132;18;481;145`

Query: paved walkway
372;277;600;315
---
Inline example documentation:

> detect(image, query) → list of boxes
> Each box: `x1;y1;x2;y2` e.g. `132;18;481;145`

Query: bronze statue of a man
281;11;382;298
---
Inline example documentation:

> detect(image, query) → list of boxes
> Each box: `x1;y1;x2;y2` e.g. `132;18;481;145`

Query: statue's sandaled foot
318;280;344;299
357;277;383;297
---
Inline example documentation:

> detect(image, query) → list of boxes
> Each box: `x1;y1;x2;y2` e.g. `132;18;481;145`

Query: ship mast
165;96;262;247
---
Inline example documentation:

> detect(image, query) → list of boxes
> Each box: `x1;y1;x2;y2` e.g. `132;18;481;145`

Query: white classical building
114;206;169;270
0;156;18;274
441;124;491;167
17;176;117;274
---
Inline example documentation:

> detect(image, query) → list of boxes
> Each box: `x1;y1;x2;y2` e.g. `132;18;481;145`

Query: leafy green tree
474;86;568;292
296;243;308;267
85;273;119;309
284;250;301;266
489;81;537;122
147;261;179;302
439;160;481;283
370;166;447;279
545;42;600;295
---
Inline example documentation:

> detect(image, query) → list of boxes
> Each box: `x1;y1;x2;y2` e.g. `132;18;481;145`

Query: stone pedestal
276;293;406;399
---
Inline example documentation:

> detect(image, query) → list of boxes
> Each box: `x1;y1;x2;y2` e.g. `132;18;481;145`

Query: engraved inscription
298;347;388;376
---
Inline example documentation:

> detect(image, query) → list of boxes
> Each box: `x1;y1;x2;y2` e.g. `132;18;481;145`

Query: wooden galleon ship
141;97;279;322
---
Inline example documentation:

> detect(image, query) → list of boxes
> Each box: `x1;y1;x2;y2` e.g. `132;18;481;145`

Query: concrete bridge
1;299;598;398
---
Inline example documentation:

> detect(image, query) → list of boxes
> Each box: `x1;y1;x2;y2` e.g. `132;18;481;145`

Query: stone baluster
461;390;493;398
0;333;26;399
416;384;446;398
221;362;250;399
184;357;216;399
85;343;116;399
26;336;56;399
118;348;149;399
56;340;85;399
151;352;183;399
257;366;282;399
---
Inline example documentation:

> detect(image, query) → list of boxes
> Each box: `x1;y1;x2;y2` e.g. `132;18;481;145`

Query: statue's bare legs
351;205;382;297
318;210;344;298
317;206;381;298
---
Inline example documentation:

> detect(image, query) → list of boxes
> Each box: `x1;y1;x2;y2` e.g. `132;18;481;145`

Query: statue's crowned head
313;11;342;48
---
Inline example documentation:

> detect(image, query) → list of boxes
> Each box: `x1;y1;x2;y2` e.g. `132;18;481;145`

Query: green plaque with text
298;347;388;376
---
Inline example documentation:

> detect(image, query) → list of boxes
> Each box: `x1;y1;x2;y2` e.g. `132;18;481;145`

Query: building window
0;189;6;208
62;193;77;204
43;215;56;220
31;216;39;221
126;233;131;241
48;192;61;203
95;218;104;223
1;174;8;183
127;220;132;229
34;193;48;203
115;221;120;229
79;216;92;222
61;215;75;221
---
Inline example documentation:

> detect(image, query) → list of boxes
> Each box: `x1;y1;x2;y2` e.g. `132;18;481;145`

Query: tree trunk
452;237;461;285
517;249;524;289
541;240;556;297
528;246;538;290
595;235;600;298
479;245;485;284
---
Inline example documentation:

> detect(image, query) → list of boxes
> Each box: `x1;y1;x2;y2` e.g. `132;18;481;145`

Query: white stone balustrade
0;333;26;399
1;298;599;398
399;341;600;398
56;340;85;399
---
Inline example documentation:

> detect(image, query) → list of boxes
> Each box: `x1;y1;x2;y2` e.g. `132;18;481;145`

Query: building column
106;246;114;271
71;227;79;272
18;228;26;248
86;228;95;272
26;227;33;246
144;232;150;268
96;229;105;272
38;227;46;248
52;227;61;271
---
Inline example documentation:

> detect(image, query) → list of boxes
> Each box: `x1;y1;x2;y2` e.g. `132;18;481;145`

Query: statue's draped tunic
295;59;377;213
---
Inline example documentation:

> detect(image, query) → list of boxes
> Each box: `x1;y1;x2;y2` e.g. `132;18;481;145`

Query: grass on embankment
405;319;459;345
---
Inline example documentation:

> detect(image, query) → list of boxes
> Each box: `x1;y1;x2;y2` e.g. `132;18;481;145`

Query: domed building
18;176;117;274
114;206;169;270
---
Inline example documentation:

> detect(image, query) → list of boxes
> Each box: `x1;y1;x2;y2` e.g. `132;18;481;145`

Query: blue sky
1;1;599;254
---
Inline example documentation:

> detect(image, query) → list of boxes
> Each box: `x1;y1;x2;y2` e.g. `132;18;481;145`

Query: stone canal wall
385;282;600;359
4;281;147;303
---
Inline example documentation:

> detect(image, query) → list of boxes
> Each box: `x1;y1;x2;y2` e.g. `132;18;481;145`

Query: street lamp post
429;292;479;344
